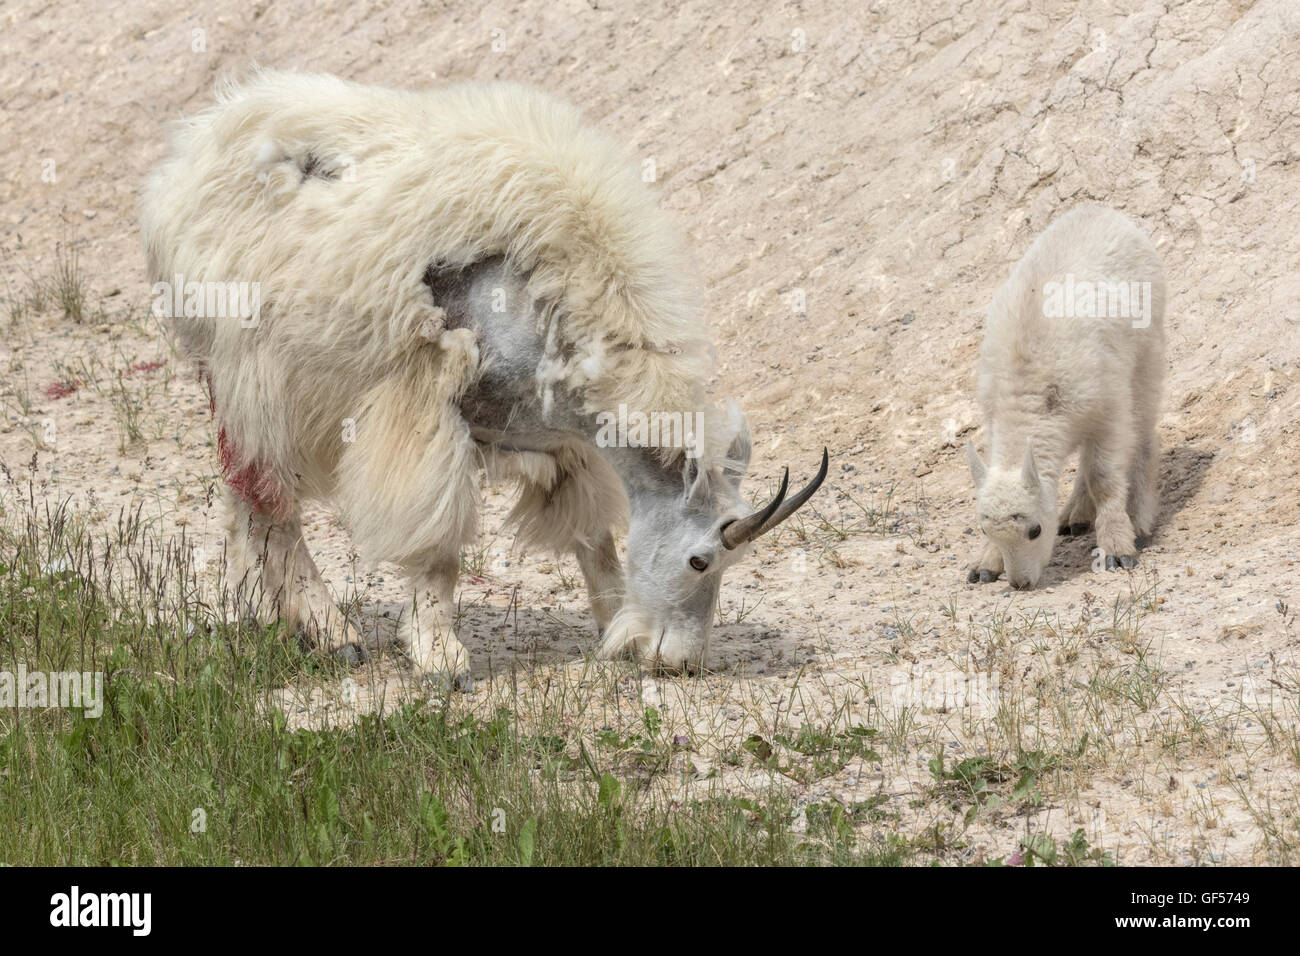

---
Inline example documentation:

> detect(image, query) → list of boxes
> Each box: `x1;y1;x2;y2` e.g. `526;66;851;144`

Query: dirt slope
2;0;1299;863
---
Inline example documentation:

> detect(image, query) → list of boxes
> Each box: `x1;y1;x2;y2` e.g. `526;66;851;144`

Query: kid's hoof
967;568;980;583
1104;554;1138;571
978;569;1000;583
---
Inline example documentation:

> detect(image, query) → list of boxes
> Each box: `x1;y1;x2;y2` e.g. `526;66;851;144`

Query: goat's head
968;439;1057;589
599;416;828;673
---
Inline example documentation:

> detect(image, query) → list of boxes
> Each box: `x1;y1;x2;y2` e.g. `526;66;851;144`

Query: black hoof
967;569;980;583
1105;554;1137;571
978;569;1000;583
1070;522;1090;536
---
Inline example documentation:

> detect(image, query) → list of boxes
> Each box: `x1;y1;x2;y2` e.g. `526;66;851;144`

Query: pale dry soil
2;0;1299;863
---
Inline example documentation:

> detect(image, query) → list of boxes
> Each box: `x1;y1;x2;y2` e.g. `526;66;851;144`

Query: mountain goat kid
140;71;827;685
967;205;1166;589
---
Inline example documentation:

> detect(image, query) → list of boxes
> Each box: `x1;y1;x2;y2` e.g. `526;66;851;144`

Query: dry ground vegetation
1;0;1298;865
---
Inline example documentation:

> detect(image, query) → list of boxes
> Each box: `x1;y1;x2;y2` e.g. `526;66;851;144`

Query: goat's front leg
401;556;471;688
966;537;1004;583
573;529;624;637
227;496;360;656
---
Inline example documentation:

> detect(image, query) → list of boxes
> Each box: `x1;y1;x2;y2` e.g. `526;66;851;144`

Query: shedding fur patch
487;443;629;551
334;328;482;566
141;70;725;566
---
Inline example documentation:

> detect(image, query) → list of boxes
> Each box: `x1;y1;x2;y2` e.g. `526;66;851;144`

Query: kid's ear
1021;439;1040;492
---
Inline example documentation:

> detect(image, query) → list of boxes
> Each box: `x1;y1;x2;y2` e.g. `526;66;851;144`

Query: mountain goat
967;204;1166;589
140;71;827;684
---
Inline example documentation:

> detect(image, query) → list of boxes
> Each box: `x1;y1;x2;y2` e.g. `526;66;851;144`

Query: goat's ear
966;439;987;488
684;455;710;507
1021;440;1040;491
722;402;752;493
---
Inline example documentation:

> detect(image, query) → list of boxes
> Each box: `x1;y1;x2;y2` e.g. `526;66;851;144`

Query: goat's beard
596;603;710;674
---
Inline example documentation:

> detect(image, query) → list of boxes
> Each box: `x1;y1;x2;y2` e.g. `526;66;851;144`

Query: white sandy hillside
1;0;1298;863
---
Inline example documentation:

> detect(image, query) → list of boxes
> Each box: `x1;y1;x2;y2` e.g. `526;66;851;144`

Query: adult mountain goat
967;205;1165;590
141;71;826;684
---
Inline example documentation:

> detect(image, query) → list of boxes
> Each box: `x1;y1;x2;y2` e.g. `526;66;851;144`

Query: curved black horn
720;468;789;550
750;448;829;540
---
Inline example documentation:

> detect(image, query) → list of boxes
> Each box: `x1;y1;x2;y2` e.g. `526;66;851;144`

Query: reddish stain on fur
218;425;286;517
205;368;286;517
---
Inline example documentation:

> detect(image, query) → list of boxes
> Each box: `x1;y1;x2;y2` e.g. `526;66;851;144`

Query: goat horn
749;448;830;542
720;468;789;550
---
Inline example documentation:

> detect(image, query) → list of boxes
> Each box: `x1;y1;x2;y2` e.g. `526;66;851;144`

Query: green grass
0;495;903;866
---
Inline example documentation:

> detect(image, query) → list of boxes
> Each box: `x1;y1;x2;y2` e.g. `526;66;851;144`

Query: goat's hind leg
1126;404;1160;546
1088;425;1139;570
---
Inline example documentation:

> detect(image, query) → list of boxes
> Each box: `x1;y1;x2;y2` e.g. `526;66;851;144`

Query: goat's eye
689;556;709;572
1027;524;1042;540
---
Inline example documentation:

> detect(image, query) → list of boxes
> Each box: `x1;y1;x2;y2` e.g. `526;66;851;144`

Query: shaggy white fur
141;71;716;677
967;204;1166;589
